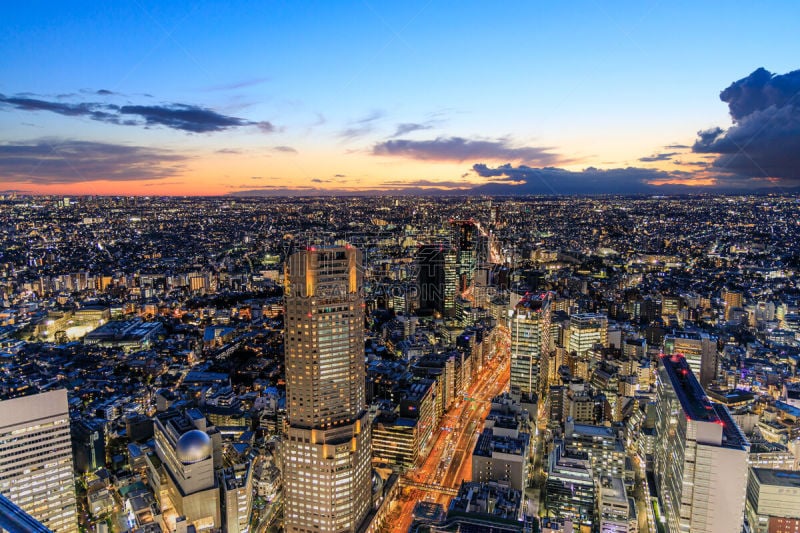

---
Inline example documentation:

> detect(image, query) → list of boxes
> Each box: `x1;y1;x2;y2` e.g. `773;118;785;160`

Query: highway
389;328;511;533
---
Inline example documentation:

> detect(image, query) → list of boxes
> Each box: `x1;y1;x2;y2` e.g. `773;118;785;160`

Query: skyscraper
415;243;457;317
510;294;551;398
283;246;372;533
654;353;749;533
0;389;78;533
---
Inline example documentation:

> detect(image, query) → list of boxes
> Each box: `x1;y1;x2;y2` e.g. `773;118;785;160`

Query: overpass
399;477;459;496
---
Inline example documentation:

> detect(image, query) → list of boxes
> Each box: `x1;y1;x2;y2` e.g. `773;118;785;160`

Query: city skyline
2;1;800;196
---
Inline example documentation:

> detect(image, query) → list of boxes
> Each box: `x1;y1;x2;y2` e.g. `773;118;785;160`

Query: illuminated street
388;329;511;533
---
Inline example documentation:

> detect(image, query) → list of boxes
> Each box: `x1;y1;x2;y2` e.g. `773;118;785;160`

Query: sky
1;1;800;196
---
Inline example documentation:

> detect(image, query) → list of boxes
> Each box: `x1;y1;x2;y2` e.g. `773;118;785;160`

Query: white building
0;390;78;532
653;354;749;533
746;468;800;533
598;475;635;533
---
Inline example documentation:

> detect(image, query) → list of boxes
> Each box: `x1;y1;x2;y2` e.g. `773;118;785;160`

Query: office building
71;417;106;473
746;468;800;533
220;463;253;533
445;481;530;533
0;390;78;533
663;331;717;387
653;354;749;533
567;313;608;358
471;428;530;491
598;475;635;533
283;247;372;533
416;244;457;317
545;451;595;529
510;294;551;397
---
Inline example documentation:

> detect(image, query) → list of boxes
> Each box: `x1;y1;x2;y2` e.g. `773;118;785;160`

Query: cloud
638;152;678;162
391;122;432;137
272;145;298;153
470;163;693;194
692;68;800;180
0;93;274;134
381;179;472;188
665;144;690;149
373;136;562;165
203;77;270;91
334;174;346;178
0;138;187;184
216;148;241;154
720;67;800;121
119;104;274;133
339;110;385;139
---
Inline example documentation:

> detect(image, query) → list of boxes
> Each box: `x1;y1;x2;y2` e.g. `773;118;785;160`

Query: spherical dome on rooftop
176;429;212;464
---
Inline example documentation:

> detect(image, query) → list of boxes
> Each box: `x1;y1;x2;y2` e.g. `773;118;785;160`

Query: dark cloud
311;178;330;183
272;145;298;153
471;163;692;194
216;148;241;154
692;68;800;180
96;89;115;95
720;67;800;121
391;122;432;137
638;152;678;162
119;104;273;133
0;93;274;134
665;144;690;149
334;174;346;178
0;138;186;184
373;136;561;165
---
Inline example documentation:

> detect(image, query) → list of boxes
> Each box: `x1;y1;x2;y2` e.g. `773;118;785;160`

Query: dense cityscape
2;193;800;532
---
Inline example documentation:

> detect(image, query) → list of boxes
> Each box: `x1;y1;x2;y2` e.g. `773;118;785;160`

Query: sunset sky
2;1;800;196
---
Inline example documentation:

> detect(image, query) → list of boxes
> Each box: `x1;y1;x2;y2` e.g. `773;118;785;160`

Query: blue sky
2;1;800;195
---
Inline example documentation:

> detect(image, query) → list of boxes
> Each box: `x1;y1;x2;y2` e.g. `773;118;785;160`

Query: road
389;330;511;533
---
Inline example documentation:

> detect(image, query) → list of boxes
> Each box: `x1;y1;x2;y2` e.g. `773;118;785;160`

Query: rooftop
752;468;800;488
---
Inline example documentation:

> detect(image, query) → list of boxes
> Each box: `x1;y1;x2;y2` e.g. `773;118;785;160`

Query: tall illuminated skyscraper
283;246;372;533
510;294;552;397
0;390;78;533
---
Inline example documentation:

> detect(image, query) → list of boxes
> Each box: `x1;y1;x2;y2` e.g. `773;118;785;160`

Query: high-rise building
510;294;552;398
415;244;457;317
653;354;749;533
663;331;717;387
283;246;372;533
567;313;608;358
0;390;78;533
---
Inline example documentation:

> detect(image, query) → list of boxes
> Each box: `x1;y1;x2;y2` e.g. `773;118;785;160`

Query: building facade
510;294;552;398
283;247;372;533
653;354;749;533
663;331;717;387
0;390;78;533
